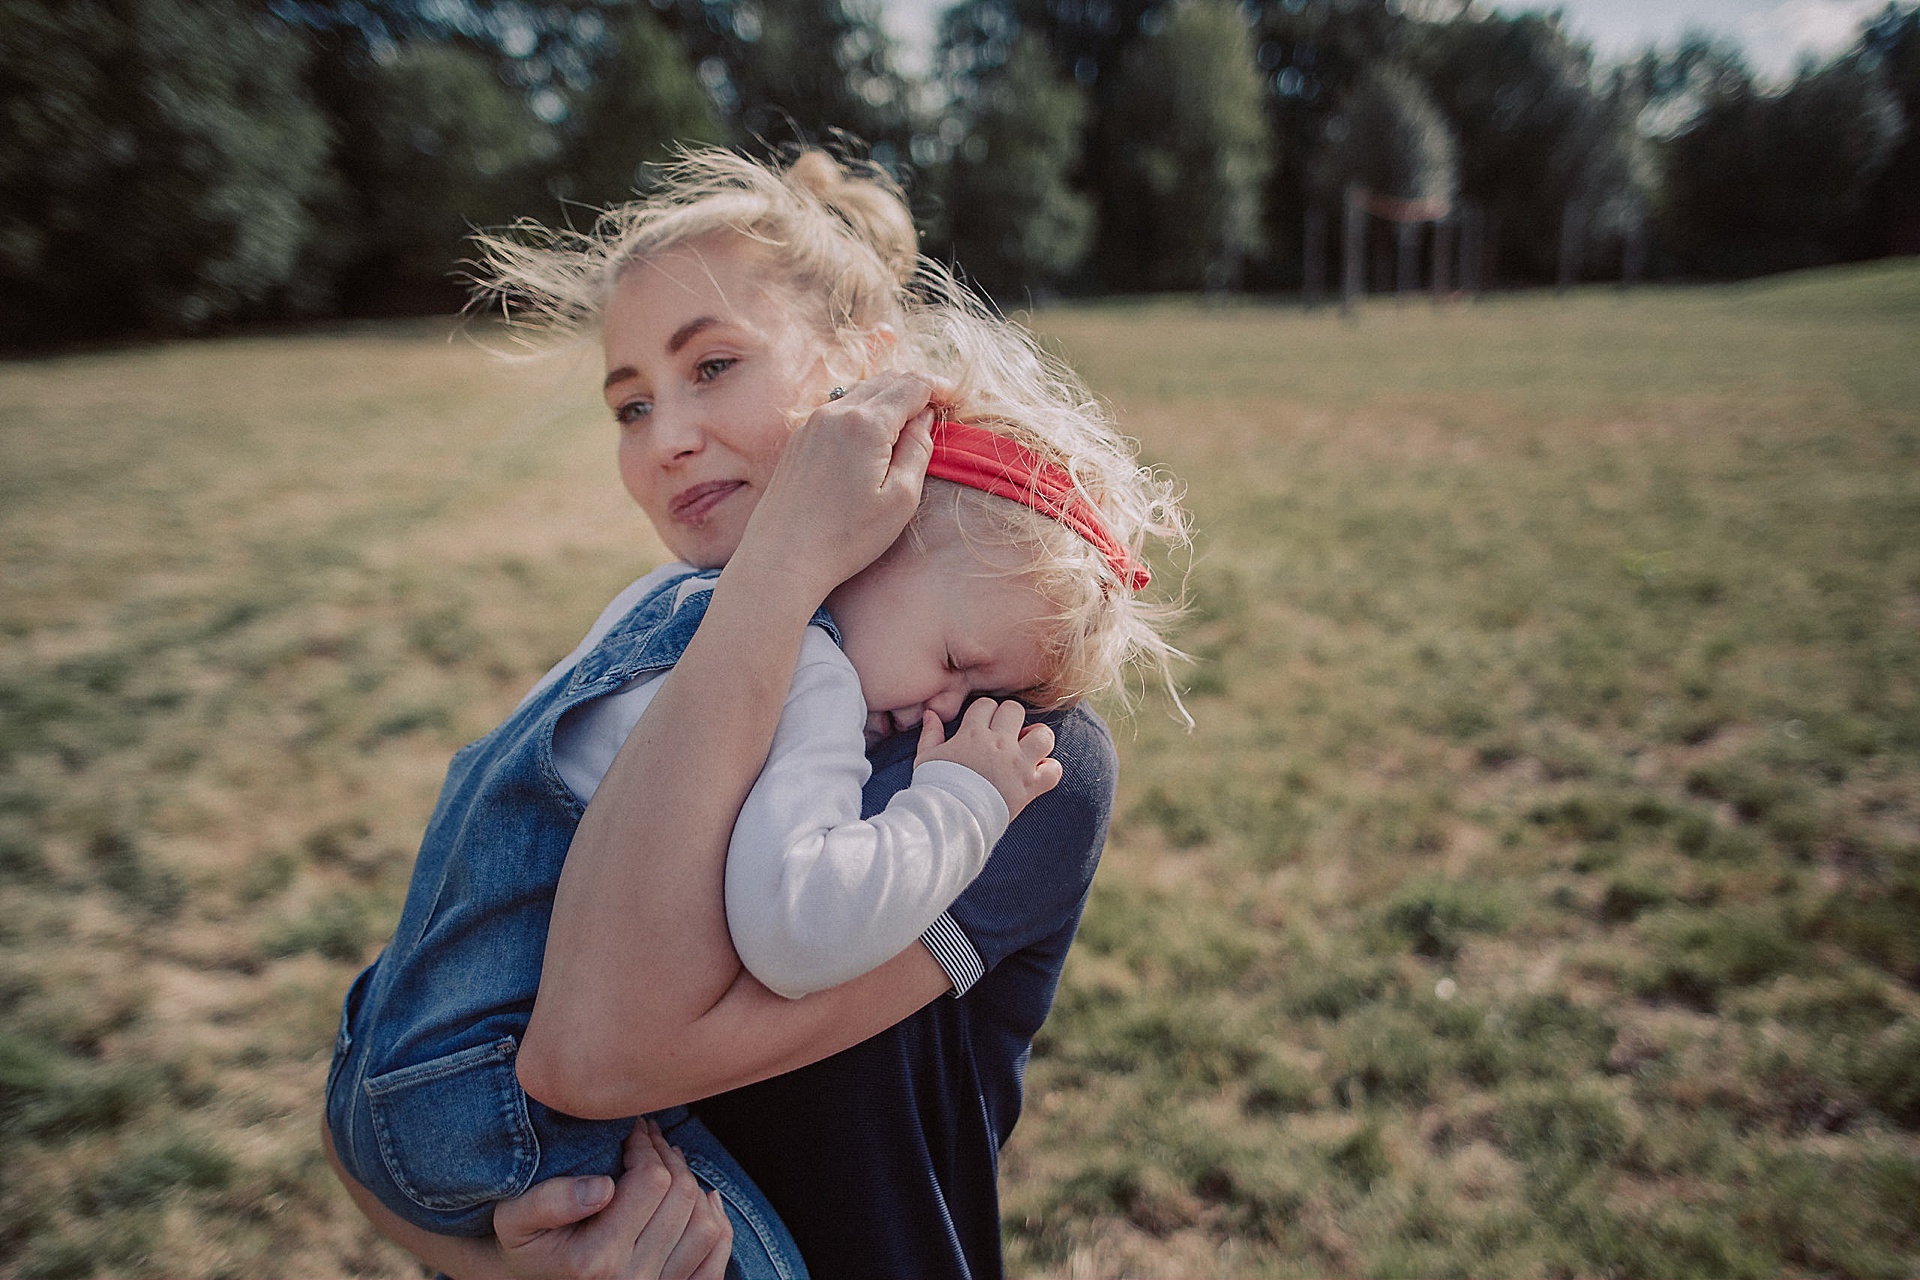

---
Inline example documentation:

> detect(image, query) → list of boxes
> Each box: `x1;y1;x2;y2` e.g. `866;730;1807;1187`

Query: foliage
1409;10;1617;278
1861;2;1920;254
716;0;912;157
938;33;1094;299
558;5;726;209
5;0;1918;332
319;39;555;312
1101;0;1272;291
1661;52;1905;276
1311;62;1458;203
0;0;332;342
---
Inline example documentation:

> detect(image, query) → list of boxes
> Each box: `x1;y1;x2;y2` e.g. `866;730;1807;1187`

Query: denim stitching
681;1149;800;1280
364;1038;537;1211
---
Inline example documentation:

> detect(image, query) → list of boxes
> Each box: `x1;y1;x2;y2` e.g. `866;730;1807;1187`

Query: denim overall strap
567;571;842;696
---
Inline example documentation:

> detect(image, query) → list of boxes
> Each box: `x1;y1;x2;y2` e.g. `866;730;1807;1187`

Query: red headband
926;420;1151;591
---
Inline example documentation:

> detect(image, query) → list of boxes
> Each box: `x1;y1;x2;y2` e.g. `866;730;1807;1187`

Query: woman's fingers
737;369;946;596
683;1192;735;1280
652;1197;732;1280
493;1174;617;1249
626;1125;711;1278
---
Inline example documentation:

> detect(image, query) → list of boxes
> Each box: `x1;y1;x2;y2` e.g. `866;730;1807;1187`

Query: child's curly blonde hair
470;146;1190;719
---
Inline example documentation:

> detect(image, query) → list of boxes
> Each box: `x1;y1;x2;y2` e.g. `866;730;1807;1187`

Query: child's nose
926;686;968;724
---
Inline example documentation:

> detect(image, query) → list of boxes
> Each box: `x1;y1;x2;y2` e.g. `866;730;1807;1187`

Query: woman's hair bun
785;149;918;287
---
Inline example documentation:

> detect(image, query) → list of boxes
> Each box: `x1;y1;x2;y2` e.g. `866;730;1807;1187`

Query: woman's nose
648;403;705;461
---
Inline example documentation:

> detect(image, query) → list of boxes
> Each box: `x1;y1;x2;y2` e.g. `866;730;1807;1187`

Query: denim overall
326;568;823;1277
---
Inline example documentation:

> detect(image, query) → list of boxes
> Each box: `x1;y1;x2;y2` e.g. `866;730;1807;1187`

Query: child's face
603;235;838;568
826;541;1058;746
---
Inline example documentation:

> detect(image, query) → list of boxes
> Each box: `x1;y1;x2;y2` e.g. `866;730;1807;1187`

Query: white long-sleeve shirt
533;567;1008;999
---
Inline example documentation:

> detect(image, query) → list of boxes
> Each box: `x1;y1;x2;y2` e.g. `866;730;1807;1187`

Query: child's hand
914;698;1062;823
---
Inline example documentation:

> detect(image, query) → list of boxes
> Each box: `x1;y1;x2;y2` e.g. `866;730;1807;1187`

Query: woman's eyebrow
666;316;724;354
602;317;729;391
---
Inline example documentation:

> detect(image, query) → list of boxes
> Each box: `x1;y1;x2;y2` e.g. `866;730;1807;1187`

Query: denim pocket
365;1037;538;1212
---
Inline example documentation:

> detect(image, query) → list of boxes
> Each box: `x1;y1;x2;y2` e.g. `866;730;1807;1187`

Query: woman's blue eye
695;357;735;381
614;400;651;425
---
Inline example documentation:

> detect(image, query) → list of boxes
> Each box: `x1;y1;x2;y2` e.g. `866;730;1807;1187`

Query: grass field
3;264;1917;1277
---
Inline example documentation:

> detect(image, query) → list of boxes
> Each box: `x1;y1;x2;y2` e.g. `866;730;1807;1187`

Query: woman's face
602;236;839;568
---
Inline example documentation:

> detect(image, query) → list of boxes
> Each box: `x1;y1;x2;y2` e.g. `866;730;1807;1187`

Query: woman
326;150;1133;1279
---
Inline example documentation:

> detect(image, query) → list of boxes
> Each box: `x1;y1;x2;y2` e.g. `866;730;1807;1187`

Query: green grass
2;265;1917;1275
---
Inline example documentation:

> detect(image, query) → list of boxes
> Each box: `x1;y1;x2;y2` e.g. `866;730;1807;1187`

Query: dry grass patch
4;266;1919;1275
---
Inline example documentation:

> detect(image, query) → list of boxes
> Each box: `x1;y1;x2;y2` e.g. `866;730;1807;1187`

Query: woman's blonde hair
470;146;1189;720
470;147;918;373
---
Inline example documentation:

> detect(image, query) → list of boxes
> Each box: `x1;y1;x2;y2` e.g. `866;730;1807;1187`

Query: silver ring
828;386;847;400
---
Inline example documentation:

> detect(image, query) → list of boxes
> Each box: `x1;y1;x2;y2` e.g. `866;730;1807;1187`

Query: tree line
3;0;1915;345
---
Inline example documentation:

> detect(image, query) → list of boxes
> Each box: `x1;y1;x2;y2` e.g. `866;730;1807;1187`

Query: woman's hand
321;1118;730;1280
733;371;942;603
494;1120;732;1280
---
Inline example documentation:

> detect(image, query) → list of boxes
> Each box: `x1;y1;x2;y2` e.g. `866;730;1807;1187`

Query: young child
323;149;1186;1250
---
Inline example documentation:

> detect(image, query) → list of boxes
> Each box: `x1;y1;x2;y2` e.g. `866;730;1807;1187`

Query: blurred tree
0;0;332;343
321;39;554;312
1310;63;1457;203
938;32;1094;299
1661;50;1902;275
1408;11;1610;281
1860;2;1919;253
1248;0;1413;286
1102;0;1272;290
560;5;725;209
706;0;912;160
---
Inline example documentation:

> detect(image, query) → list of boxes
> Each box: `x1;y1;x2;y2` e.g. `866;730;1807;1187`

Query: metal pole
1431;216;1454;302
1341;184;1364;318
1303;206;1326;309
1557;198;1583;294
1396;219;1419;298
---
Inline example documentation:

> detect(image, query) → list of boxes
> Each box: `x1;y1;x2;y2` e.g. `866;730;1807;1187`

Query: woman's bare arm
518;375;941;1116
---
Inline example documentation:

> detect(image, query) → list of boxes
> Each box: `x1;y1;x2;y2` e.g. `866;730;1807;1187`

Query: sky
876;0;1893;81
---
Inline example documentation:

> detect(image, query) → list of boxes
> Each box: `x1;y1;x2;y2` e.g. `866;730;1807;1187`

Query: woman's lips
669;480;744;526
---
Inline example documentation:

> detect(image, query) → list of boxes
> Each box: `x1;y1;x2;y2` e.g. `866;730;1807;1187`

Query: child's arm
518;375;940;1118
722;638;1059;998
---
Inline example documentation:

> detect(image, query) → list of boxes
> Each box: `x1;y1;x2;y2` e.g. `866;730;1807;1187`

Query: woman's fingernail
575;1176;613;1208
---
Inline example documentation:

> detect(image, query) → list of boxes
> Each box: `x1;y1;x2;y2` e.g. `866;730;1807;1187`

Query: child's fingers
912;709;946;767
986;698;1034;737
1016;720;1056;763
956;695;1001;736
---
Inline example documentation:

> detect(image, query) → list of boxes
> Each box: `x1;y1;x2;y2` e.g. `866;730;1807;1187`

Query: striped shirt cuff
922;912;985;996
